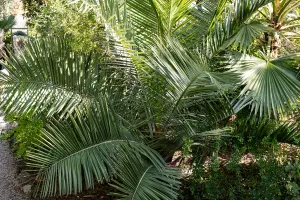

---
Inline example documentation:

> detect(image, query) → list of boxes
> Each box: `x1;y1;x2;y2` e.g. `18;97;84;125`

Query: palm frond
232;54;300;117
271;122;300;145
110;153;181;200
147;38;235;121
143;38;235;156
277;0;300;22
181;0;227;46
0;38;134;117
126;0;163;47
223;22;272;52
202;0;271;57
28;100;166;198
233;115;300;146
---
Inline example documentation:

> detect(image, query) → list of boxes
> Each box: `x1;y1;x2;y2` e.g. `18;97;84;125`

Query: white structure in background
11;0;27;53
14;14;26;28
12;14;27;53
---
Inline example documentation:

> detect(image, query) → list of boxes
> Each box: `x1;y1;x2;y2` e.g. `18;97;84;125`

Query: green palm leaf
223;22;272;51
271;122;300;145
232;54;300;117
233;115;300;146
203;0;271;57
0;38;133;117
28;100;166;198
110;153;180;200
144;38;235;155
147;38;235;120
181;0;227;47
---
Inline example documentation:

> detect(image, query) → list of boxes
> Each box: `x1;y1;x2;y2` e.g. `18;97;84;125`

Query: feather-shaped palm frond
233;116;300;146
182;0;227;46
144;38;235;155
0;38;134;117
271;122;300;145
28;100;167;198
147;38;235;120
72;0;197;48
110;153;181;200
232;54;300;117
125;0;163;47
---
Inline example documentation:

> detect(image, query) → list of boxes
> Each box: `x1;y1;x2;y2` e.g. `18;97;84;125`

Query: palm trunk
271;31;280;59
270;0;281;59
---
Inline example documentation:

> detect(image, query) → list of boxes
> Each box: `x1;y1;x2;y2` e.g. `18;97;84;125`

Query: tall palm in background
0;0;299;198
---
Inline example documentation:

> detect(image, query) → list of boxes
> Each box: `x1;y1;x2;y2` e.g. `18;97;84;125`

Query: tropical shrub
1;113;43;158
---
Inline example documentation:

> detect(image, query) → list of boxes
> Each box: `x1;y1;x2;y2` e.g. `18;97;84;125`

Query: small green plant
3;113;43;158
182;137;193;158
285;159;300;199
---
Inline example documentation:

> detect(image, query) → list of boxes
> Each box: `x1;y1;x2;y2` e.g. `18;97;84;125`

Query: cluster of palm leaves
0;0;300;198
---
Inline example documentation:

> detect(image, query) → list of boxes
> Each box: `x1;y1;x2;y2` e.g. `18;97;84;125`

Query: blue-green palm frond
0;38;134;117
110;152;181;200
28;100;167;198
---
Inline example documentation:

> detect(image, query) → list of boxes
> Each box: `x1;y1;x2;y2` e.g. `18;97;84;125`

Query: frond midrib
131;165;153;200
39;139;140;168
1;79;100;103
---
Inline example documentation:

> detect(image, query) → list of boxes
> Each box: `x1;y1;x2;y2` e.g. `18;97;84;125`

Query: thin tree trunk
270;0;281;59
0;30;4;59
271;32;281;59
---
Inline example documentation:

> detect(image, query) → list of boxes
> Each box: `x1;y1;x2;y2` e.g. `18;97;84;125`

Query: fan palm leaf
202;0;271;57
232;54;300;117
223;22;272;52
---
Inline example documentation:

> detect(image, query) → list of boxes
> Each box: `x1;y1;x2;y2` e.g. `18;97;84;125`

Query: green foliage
3;113;43;158
0;0;13;18
26;100;178;198
22;0;45;18
110;153;181;200
2;0;300;199
232;54;300;117
182;111;300;199
184;148;291;200
29;1;107;53
182;137;193;158
3;31;12;51
285;160;300;199
230;112;300;149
